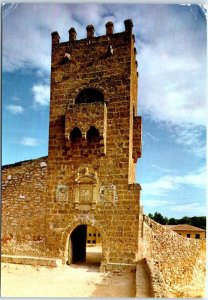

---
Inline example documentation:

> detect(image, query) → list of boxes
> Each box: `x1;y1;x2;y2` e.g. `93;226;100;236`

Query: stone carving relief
74;166;98;212
56;185;68;202
99;184;118;206
79;185;93;203
74;213;95;226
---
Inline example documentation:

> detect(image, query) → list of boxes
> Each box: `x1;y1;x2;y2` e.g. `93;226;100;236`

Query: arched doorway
68;224;102;267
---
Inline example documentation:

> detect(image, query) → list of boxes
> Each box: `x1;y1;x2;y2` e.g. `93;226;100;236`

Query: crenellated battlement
51;19;134;44
51;19;138;75
51;19;139;77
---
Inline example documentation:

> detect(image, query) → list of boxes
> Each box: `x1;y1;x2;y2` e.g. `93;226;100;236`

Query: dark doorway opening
71;225;87;263
69;225;102;267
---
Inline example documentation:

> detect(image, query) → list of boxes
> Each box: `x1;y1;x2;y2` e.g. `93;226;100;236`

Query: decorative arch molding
65;89;107;155
67;124;104;140
64;216;107;242
62;216;108;264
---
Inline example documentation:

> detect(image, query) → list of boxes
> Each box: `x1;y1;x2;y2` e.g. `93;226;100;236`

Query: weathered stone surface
1;255;62;267
2;21;142;270
44;20;142;268
136;258;154;298
2;157;47;256
141;215;206;297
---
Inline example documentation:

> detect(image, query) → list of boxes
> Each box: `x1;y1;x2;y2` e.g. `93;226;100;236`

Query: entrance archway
68;224;102;267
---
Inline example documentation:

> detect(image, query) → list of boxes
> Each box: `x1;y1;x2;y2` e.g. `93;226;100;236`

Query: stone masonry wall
142;215;206;297
44;21;142;269
1;157;47;256
1;21;142;270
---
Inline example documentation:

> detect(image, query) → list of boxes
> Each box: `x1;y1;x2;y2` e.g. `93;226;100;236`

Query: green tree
148;213;154;219
149;212;168;225
179;216;192;225
191;216;206;230
147;212;206;229
168;217;177;225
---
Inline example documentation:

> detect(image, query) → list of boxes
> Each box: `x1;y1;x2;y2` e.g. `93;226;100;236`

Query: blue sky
2;3;207;218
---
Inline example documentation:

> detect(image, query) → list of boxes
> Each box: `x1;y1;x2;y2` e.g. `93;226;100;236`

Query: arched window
87;126;100;143
75;88;104;104
70;127;82;143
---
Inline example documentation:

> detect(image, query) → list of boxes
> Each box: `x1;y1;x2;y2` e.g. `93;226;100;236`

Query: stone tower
45;19;142;270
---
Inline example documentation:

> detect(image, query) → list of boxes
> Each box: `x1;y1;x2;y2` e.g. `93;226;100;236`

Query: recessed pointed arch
87;126;100;143
70;127;82;143
75;88;104;104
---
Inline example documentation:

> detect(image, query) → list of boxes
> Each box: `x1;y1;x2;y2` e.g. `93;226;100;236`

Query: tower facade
45;19;142;270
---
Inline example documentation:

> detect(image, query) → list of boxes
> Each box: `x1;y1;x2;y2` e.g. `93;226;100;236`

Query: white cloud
2;4;206;129
20;137;42;147
2;3;19;18
2;4;52;73
6;104;24;114
135;6;206;138
32;84;50;106
2;3;106;74
145;132;160;142
143;199;169;208
142;167;206;196
176;167;206;189
151;164;176;174
169;125;206;158
169;202;206;215
143;197;206;217
139;44;206;128
142;176;175;196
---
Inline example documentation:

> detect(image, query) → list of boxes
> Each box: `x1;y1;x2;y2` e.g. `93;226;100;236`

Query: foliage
148;212;168;225
148;212;206;230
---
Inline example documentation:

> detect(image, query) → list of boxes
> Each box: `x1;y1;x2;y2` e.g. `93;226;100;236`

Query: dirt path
91;270;135;297
1;246;135;297
1;263;135;297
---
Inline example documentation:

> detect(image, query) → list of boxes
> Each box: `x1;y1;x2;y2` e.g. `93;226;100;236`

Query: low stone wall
145;258;167;298
142;215;206;297
102;262;136;272
135;258;154;298
2;157;48;256
1;255;62;267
